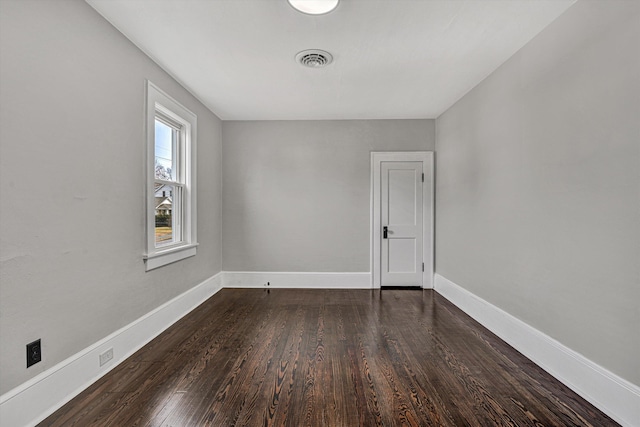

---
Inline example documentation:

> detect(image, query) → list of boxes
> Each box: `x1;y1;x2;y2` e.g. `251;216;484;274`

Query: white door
381;161;423;286
372;152;433;288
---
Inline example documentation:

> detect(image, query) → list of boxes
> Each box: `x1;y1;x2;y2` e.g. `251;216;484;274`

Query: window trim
144;81;197;271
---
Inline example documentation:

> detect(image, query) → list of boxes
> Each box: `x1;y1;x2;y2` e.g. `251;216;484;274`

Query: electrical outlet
26;339;41;368
99;348;113;366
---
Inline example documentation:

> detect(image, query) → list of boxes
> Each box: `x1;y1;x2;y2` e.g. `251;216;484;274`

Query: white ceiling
86;0;576;120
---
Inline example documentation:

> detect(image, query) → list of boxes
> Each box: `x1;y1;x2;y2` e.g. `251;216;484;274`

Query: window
144;81;197;270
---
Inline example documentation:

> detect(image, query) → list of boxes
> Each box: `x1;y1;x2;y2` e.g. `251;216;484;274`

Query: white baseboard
434;273;640;427
223;271;373;289
0;272;223;427
10;272;632;426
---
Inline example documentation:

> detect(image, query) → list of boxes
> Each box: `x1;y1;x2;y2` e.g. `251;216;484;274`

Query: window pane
155;183;174;246
155;119;174;181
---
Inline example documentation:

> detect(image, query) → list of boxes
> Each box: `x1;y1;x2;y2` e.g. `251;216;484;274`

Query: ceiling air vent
296;49;333;68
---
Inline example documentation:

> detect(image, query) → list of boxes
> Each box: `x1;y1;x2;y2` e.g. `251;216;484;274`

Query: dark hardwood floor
40;289;618;426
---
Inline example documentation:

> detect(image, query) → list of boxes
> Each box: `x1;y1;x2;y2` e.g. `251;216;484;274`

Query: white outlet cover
99;348;114;366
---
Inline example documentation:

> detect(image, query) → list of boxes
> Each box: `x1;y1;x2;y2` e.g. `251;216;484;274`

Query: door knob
383;226;388;239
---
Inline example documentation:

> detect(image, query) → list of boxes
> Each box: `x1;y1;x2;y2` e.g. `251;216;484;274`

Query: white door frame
371;151;434;289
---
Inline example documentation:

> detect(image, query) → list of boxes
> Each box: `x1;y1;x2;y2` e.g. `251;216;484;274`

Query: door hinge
422;262;424;272
422;173;424;182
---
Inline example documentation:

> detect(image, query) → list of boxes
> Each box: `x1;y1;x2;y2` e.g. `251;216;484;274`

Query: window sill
144;243;198;271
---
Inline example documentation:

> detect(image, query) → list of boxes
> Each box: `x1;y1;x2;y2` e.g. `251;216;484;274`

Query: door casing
371;151;434;289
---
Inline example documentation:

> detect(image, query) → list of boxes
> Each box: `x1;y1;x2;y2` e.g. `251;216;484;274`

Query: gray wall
435;0;639;385
0;0;223;394
222;120;434;272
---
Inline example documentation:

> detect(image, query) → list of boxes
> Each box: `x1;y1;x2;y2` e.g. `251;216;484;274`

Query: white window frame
144;81;197;271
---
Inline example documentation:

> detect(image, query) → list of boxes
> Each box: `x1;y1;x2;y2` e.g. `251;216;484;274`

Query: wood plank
39;289;619;427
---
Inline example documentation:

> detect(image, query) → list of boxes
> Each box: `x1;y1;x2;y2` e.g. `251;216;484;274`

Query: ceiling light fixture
288;0;339;15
